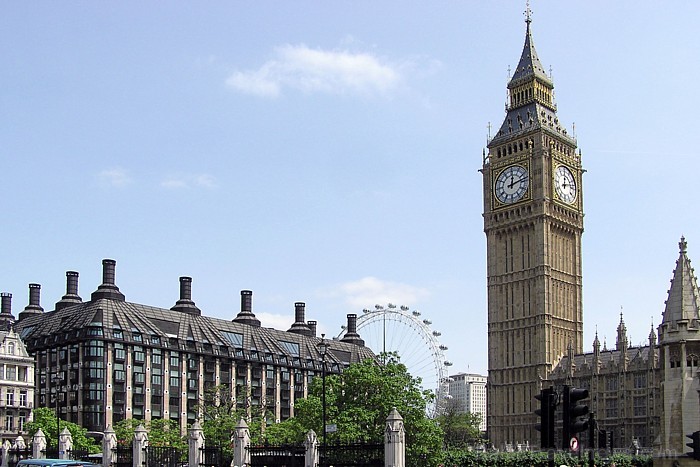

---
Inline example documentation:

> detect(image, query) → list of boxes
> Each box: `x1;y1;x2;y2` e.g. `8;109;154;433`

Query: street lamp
317;334;330;452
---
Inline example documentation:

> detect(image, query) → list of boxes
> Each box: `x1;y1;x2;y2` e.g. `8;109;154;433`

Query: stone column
0;440;9;467
188;421;205;467
32;429;47;459
384;407;405;467
232;418;250;467
133;424;148;467
102;425;117;467
58;427;72;460
304;430;318;467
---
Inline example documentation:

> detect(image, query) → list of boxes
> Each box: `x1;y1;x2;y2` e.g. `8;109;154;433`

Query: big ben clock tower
482;9;584;448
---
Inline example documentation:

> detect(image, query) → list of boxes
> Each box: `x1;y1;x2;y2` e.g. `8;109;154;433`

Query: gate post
384;408;405;467
103;425;117;467
303;430;319;467
58;427;72;460
232;418;250;467
0;439;9;467
188;421;205;467
32;429;47;460
133;424;148;467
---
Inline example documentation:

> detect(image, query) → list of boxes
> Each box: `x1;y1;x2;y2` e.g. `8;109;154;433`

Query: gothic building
549;236;700;457
482;9;583;447
9;259;374;434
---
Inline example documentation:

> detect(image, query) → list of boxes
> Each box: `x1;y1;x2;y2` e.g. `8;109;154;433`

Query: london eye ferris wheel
335;303;452;417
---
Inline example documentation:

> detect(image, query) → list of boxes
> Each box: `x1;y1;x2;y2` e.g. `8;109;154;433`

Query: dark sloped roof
16;298;374;366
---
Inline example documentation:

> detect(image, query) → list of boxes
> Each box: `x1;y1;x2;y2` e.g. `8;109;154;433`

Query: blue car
16;460;100;467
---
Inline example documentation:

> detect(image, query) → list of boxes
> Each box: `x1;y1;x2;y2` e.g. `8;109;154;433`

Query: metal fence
200;445;233;467
7;447;32;467
145;445;187;467
113;443;133;467
320;441;384;467
248;443;306;467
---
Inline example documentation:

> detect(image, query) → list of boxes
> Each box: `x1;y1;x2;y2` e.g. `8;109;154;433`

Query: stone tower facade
482;10;584;448
658;237;700;458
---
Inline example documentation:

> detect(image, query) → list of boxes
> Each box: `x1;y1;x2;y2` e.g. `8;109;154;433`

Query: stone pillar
32;428;47;459
188;421;205;467
384;407;405;467
133;424;149;467
102;425;117;467
304;430;319;467
232;418;250;467
0;440;9;467
58;427;72;460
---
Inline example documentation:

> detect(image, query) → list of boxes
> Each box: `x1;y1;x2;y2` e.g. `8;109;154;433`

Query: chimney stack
233;290;261;327
0;293;14;330
91;259;126;301
340;313;364;346
55;271;83;311
171;277;201;315
19;284;44;321
0;293;11;317
307;320;317;337
287;302;313;336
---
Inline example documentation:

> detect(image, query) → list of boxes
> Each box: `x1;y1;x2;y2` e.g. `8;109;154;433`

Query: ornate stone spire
661;236;700;325
616;310;628;351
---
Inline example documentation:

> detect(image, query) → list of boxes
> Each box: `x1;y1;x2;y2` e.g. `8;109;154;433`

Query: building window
634;373;647;389
5;414;13;431
6;391;14;407
7;342;15;355
18;413;26;431
6;366;16;381
633;396;647;417
19;391;27;407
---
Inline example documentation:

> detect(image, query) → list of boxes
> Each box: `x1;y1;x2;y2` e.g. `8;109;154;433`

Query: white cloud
226;44;402;98
322;276;430;310
160;173;218;190
97;167;132;188
256;312;293;331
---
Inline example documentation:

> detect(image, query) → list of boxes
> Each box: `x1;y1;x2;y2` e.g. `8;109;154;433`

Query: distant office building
10;259;374;434
448;373;487;431
0;294;35;444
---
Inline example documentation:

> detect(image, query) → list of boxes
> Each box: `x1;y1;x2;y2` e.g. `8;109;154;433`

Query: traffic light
686;431;700;460
534;387;556;449
598;429;607;449
562;385;589;450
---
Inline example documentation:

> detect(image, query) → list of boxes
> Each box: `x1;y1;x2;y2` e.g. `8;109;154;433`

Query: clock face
494;165;529;204
554;165;577;204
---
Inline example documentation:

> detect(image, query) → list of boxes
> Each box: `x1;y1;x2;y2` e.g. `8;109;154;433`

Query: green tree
293;353;444;466
438;399;483;448
113;418;186;451
24;407;100;453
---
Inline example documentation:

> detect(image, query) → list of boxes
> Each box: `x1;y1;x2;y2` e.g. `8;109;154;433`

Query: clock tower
482;10;584;448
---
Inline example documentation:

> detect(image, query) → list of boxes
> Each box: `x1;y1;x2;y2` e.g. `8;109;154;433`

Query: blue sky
2;2;699;378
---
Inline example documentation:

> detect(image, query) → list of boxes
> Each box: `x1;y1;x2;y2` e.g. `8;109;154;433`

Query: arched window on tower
687;353;699;369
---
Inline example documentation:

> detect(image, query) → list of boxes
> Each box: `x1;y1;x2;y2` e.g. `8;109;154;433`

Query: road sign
326;424;337;433
569;437;579;452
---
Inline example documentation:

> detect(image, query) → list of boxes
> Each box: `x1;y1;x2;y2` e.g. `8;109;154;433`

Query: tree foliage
113;418;186;451
442;449;652;466
24;407;100;453
437;398;483;448
293;353;443;466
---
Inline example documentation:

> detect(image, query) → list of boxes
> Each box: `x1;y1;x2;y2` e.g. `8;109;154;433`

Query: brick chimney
232;290;261;326
91;259;125;301
287;302;313;336
55;271;83;311
171;277;201;315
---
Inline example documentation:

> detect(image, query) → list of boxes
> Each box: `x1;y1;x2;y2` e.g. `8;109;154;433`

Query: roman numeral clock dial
494;164;529;205
554;165;577;204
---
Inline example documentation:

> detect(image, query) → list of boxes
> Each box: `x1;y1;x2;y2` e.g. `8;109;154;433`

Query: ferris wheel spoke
337;305;449;417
